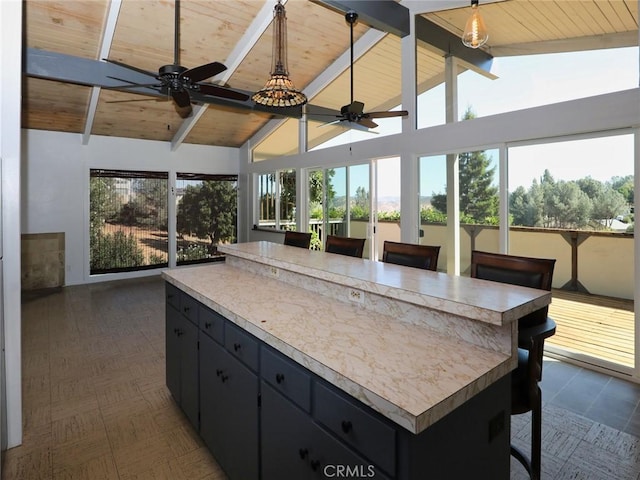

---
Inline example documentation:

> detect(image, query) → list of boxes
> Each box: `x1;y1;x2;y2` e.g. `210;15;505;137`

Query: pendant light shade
252;0;307;108
462;0;489;49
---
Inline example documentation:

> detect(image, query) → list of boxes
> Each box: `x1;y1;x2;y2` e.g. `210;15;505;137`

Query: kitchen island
162;241;551;479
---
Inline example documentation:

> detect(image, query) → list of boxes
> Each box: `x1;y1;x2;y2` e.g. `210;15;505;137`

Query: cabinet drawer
261;347;311;412
199;305;225;344
180;294;199;325
165;283;180;310
314;382;396;475
225;322;259;372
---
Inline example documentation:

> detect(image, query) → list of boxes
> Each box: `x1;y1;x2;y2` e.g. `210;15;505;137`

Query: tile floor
4;275;640;479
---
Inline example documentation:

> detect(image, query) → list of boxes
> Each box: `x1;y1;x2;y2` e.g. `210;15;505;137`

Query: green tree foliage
511;169;632;230
350;186;370;220
127;178;168;229
89;178;145;272
308;169;337;220
177;180;237;246
90;230;144;272
611;175;634;205
431;109;499;224
279;170;296;221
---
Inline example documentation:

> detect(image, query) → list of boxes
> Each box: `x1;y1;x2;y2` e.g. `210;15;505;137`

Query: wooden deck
547;289;635;369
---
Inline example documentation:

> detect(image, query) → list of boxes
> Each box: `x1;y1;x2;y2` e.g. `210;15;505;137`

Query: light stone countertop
219;241;551;326
163;241;551;434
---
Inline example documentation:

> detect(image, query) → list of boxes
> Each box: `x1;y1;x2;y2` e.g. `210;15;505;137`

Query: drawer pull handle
216;369;223;377
298;448;309;460
176;329;183;337
205;322;212;328
275;373;285;384
341;420;353;433
310;460;321;471
233;343;241;352
220;374;229;383
183;306;190;313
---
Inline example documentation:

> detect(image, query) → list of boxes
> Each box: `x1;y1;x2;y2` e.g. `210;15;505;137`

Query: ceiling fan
103;0;249;119
322;11;408;130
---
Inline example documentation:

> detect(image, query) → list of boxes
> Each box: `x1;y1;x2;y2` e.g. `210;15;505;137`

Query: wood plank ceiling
22;0;639;150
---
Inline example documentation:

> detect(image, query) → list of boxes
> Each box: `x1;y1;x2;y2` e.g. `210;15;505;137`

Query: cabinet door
200;333;259;480
309;425;390;480
180;318;199;429
165;304;181;403
261;381;313;480
199;334;228;466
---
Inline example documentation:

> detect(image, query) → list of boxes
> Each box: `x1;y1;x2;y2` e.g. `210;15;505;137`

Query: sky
313;46;638;200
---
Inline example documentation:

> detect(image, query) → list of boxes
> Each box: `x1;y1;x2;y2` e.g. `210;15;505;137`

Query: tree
592;185;627;228
510;184;543;226
611;175;634;205
350;186;369;220
177;180;238;247
130;178;168;229
543;179;592;228
431;108;499;223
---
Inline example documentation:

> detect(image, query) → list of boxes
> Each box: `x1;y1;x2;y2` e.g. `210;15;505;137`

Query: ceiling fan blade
171;89;191;108
358;117;378;129
364;110;409;119
197;83;250;101
102;81;163;90
316;118;344;128
106;98;168;104
103;59;157;78
182;62;227;83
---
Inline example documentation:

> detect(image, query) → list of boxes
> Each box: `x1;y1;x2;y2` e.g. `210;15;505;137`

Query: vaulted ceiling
22;1;639;151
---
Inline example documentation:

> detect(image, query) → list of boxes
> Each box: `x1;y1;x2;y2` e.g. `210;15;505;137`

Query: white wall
22;129;240;285
1;0;23;449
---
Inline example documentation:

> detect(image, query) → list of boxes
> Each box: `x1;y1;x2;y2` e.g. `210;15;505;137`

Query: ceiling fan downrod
345;10;358;106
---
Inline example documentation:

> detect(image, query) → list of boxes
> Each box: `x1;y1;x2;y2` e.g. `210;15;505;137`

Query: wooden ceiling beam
83;0;122;146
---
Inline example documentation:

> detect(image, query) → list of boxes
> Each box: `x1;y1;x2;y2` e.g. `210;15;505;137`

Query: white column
400;13;419;244
445;55;460;275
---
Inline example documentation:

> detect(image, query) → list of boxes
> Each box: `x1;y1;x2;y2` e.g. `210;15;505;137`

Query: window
176;173;238;265
257;170;296;230
89;169;168;274
457;47;638;120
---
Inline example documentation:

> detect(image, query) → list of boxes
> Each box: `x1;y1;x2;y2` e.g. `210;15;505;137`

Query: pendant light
252;0;307;107
462;0;489;49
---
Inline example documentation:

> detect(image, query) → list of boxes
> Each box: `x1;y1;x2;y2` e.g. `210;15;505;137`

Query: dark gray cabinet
199;332;259;480
261;381;390;480
165;284;199;429
165;281;511;480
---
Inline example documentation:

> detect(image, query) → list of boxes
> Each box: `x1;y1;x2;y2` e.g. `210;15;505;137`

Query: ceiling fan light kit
253;0;307;108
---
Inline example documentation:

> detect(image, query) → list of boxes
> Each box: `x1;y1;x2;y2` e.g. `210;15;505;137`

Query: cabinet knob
298;448;309;460
183;306;190;313
176;329;183;337
310;460;321;471
275;373;285;384
216;369;223;377
233;343;241;352
205;321;212;329
341;420;353;434
221;374;229;383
